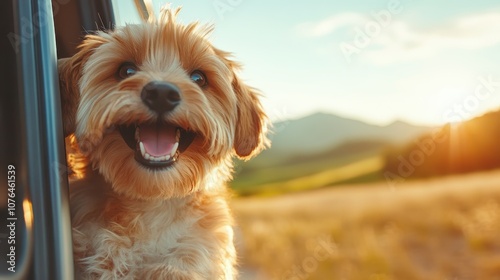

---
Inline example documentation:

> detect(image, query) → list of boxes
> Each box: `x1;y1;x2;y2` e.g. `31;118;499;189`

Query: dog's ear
232;74;269;160
58;36;106;137
212;48;269;158
58;57;78;137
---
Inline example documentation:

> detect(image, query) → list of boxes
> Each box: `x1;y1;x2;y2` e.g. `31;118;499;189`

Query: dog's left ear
232;75;269;159
58;35;108;137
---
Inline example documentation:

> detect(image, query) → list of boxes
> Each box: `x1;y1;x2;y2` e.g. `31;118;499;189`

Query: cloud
296;13;365;37
298;12;500;64
364;12;500;64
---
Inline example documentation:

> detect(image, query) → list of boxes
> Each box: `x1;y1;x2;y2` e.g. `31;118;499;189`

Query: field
232;170;500;280
231;142;386;196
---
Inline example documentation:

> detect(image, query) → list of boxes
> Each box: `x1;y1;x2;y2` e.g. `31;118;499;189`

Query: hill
232;139;388;195
384;110;500;178
247;112;431;168
231;112;431;194
269;112;430;156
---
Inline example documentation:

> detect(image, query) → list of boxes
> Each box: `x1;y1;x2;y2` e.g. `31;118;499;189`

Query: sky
112;0;500;126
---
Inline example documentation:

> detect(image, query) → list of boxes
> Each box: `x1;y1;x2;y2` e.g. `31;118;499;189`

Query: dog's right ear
58;57;78;137
58;36;106;137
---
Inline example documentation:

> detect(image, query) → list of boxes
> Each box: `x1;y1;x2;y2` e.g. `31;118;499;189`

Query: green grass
330;169;384;186
231;140;389;196
233;155;384;196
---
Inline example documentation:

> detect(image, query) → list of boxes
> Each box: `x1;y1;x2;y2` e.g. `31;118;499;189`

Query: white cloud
364;12;500;64
299;12;500;64
296;13;365;37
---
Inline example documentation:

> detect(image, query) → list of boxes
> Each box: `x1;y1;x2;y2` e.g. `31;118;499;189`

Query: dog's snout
141;81;181;114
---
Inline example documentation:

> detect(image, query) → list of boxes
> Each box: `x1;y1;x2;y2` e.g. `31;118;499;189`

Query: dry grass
233;170;500;280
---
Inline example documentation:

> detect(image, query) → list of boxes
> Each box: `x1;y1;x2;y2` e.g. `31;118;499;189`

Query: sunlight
447;120;462;172
433;87;470;125
23;199;33;230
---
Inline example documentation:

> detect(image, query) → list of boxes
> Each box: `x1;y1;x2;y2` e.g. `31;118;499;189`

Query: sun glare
432;87;470;125
23;199;33;229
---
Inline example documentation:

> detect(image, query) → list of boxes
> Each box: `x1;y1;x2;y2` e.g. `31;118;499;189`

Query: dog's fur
59;8;267;279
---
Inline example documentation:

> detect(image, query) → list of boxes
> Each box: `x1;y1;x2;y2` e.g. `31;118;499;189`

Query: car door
0;1;114;279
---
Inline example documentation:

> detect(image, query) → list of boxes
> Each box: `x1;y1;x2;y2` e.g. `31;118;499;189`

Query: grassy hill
248;112;431;167
231;140;389;196
384;110;500;178
231;112;431;195
233;170;500;280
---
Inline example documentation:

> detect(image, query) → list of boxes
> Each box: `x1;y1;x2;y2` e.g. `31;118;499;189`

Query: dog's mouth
118;122;196;169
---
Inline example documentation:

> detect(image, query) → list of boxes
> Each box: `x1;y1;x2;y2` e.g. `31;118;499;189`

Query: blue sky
113;0;500;126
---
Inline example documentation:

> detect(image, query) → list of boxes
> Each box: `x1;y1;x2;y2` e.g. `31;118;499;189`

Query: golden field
233;170;500;280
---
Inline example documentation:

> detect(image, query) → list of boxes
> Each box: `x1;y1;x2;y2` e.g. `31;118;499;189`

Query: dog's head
59;8;268;199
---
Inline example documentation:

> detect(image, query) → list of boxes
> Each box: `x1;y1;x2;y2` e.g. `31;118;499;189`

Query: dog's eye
118;62;138;79
190;70;207;87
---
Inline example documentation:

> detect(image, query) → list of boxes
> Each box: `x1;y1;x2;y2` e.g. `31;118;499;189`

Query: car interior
0;1;119;279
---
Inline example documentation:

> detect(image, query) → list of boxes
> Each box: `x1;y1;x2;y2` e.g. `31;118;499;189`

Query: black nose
141;81;181;114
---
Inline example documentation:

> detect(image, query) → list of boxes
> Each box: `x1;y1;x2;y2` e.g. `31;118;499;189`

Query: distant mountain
267;112;431;155
232;112;431;190
245;112;432;168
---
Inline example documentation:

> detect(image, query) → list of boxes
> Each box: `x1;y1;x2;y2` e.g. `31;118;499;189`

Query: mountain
263;112;431;158
232;112;431;191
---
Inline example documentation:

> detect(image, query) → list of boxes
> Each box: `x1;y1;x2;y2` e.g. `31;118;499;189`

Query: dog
58;7;268;279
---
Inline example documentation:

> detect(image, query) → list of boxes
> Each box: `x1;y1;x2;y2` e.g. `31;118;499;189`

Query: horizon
275;105;500;127
113;0;500;127
272;110;435;127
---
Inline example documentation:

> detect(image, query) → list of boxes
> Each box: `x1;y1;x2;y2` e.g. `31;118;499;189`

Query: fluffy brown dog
58;8;267;279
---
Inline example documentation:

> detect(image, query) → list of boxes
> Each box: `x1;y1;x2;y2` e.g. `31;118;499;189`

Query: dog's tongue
139;123;176;156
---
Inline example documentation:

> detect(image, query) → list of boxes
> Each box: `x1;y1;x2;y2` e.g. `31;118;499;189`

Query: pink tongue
139;123;176;157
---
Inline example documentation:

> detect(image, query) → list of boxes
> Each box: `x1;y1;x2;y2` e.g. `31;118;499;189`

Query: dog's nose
141;81;181;114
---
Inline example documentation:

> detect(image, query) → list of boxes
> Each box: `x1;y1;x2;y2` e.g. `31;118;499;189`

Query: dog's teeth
171;142;179;157
145;153;151;160
139;142;146;156
165;155;171;161
135;126;140;141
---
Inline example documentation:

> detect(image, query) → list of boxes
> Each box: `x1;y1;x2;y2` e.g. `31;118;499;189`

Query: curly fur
59;7;268;279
